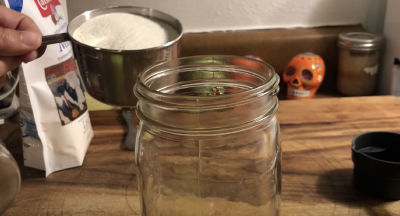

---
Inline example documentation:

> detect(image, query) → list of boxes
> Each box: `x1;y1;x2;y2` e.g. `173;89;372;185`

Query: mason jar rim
338;32;384;51
134;55;279;107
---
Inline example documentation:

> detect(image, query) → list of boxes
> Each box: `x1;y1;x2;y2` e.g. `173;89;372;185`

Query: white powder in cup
72;12;179;50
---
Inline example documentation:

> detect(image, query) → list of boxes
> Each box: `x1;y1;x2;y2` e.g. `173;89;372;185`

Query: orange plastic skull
282;52;325;100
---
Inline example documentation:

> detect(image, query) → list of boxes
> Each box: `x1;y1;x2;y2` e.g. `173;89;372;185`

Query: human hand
0;6;46;88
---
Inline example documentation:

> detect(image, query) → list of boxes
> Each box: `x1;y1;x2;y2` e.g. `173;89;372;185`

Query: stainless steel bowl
42;6;183;107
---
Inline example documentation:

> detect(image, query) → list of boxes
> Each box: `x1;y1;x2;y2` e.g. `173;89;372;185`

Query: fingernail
22;31;41;46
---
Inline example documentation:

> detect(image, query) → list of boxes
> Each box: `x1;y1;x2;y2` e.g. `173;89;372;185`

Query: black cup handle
41;33;71;46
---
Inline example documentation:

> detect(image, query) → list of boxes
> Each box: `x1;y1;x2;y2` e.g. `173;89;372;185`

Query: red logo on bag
34;0;63;25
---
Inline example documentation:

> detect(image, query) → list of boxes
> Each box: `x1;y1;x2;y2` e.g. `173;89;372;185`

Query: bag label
44;57;88;126
5;0;23;12
34;0;62;25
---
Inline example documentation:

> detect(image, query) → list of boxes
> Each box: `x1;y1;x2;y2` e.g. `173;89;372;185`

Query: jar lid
352;131;400;200
338;32;383;51
0;141;21;215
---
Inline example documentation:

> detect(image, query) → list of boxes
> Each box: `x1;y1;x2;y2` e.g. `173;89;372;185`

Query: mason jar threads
337;32;384;96
134;56;282;216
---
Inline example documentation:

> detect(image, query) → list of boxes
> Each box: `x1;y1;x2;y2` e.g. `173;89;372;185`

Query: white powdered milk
73;13;179;50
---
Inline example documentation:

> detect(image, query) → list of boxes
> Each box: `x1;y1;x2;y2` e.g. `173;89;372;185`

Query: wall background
380;0;400;96
66;0;387;34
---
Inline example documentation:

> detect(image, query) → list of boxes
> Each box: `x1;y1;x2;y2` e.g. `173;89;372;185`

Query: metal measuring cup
41;6;183;108
41;6;183;151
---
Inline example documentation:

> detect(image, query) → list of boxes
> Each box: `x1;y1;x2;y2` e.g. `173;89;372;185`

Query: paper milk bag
3;0;94;176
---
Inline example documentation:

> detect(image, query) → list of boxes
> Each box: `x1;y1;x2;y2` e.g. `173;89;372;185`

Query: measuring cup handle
41;33;71;46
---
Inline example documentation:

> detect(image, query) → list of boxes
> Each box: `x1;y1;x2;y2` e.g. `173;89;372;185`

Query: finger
0;27;42;56
0;6;41;33
21;51;38;63
0;56;22;78
21;46;47;63
0;6;43;58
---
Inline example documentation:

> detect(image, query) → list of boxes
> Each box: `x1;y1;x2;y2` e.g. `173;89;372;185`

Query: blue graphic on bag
7;0;23;12
20;112;41;140
25;120;40;140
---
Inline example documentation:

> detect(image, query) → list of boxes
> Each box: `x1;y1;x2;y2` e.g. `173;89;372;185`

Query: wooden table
3;96;400;216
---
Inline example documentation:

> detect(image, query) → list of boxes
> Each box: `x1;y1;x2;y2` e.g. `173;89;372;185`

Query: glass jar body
0;139;21;215
337;48;381;96
136;117;281;216
134;55;282;216
337;32;383;96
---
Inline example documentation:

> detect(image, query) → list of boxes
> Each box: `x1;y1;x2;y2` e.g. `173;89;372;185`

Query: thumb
0;27;42;56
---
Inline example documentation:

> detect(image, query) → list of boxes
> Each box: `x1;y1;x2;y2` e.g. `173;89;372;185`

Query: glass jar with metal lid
134;56;281;215
0;139;21;215
337;32;384;96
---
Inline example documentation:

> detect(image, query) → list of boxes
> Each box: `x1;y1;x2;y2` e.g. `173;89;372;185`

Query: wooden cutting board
3;96;400;216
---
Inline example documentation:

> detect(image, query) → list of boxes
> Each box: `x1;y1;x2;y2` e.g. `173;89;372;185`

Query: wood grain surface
2;96;400;216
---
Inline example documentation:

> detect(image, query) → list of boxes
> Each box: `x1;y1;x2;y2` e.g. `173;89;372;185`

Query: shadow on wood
316;168;391;216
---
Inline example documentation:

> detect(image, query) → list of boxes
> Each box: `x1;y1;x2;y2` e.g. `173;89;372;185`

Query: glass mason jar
337;32;384;96
0;139;21;215
134;56;281;216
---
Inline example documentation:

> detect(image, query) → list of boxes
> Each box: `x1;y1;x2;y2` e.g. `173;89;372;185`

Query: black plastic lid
352;131;400;200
